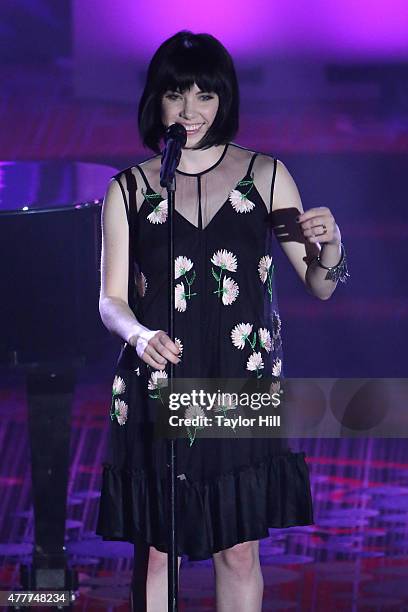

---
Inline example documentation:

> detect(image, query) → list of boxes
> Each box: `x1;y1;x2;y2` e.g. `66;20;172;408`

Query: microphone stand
161;144;181;612
166;175;178;612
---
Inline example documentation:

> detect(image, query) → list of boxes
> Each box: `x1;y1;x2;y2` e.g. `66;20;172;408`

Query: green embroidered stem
220;404;237;434
267;264;275;302
110;391;120;420
187;426;196;446
184;270;196;300
143;189;163;209
236;177;255;199
149;389;165;405
110;396;115;420
211;266;225;298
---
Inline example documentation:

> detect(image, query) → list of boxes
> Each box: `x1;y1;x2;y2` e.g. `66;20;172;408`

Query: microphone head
164;123;187;147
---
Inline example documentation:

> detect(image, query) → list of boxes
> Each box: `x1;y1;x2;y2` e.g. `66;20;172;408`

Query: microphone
160;123;187;188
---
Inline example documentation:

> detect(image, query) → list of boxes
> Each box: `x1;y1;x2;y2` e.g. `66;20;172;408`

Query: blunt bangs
138;31;239;153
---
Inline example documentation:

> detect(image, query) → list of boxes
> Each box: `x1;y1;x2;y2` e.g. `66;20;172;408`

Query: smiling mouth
183;123;204;134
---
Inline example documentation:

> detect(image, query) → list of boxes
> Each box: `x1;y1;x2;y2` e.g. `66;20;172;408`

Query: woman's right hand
130;329;181;369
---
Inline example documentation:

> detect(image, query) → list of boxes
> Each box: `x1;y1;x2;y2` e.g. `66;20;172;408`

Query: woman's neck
177;143;227;174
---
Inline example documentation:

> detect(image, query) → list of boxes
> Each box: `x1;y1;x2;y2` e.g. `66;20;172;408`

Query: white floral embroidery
258;328;272;353
246;352;264;373
231;323;253;350
258;255;273;284
112;375;126;395
148;370;168;390
175;282;187;312
185;403;207;446
134;367;140;376
147;199;168;224
185;404;206;421
175;256;193;279
229;189;256;213
222;276;239;305
211;249;237;272
272;358;282;377
136;271;147;297
174;337;183;358
272;311;282;339
114;398;128;425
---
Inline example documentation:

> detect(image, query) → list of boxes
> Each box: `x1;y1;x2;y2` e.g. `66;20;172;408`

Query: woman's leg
131;541;182;612
213;540;263;612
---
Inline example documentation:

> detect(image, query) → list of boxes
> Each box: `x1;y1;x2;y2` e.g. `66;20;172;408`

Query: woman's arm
272;160;343;300
99;177;180;368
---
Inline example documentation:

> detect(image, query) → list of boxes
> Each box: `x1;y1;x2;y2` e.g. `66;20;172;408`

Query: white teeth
185;124;202;131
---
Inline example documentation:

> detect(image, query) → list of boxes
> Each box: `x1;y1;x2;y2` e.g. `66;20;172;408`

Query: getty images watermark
167;386;282;429
152;377;408;441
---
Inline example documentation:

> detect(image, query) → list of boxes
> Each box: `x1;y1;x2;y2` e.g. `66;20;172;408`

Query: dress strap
247;152;258;177
269;158;278;214
135;164;151;192
113;174;129;222
122;169;138;311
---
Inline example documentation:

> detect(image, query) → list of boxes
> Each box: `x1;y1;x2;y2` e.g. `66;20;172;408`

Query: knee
147;547;182;577
147;547;168;576
215;541;259;578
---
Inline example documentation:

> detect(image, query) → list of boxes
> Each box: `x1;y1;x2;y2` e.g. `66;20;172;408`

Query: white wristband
127;327;162;359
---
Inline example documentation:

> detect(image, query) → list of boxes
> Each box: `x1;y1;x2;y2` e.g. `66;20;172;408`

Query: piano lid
0;160;118;215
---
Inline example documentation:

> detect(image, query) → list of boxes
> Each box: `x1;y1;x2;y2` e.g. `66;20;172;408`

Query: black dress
96;142;314;561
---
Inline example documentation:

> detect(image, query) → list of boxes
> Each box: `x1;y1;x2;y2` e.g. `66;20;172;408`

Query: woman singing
96;30;348;611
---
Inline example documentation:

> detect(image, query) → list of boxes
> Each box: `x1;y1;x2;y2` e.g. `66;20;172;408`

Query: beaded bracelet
315;243;350;283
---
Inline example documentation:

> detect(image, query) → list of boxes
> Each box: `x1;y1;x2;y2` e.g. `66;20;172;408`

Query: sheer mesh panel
121;143;276;229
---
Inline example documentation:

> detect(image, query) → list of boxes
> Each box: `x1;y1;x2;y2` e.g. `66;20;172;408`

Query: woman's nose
180;98;195;119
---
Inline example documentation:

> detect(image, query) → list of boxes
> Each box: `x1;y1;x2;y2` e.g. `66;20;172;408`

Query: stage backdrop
72;0;408;104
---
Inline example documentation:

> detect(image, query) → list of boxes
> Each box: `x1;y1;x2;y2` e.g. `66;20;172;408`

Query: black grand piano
0;160;117;601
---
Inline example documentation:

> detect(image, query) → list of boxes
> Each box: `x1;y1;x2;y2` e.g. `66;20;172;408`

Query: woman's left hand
296;206;341;245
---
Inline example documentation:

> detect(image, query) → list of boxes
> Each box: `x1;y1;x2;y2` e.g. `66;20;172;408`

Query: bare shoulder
270;159;302;210
228;141;257;163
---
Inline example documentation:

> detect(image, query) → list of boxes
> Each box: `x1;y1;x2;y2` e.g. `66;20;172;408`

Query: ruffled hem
96;451;314;561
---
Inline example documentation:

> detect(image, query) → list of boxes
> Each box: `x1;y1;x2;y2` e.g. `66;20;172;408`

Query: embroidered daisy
258;255;273;283
231;323;253;350
258;328;272;353
175;282;187;312
272;358;282;377
174;337;183;358
112;375;126;395
229;189;256;213
185;404;206;421
136;271;147;297
246;352;264;372
175;256;193;279
222;276;239;305
148;370;168;390
114;399;128;425
211;249;237;272
147;199;168;224
271;311;282;339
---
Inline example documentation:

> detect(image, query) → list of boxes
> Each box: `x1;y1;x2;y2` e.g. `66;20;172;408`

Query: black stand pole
166;179;178;612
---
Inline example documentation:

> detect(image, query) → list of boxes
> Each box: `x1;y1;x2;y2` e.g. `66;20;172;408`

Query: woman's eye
165;93;180;101
200;95;214;101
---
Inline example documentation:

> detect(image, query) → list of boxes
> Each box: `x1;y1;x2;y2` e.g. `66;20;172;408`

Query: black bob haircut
138;31;239;154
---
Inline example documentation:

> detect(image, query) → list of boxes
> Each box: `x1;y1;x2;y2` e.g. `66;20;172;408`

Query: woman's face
161;82;219;147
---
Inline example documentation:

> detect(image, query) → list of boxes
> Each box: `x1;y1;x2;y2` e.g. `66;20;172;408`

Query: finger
303;228;325;239
298;207;330;223
145;344;168;366
158;334;181;355
151;337;180;364
300;215;332;231
143;353;167;370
